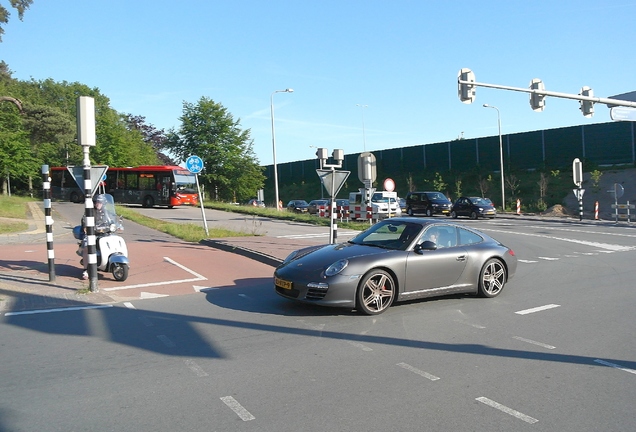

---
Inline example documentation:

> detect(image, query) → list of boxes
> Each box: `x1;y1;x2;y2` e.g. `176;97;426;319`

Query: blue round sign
186;155;204;174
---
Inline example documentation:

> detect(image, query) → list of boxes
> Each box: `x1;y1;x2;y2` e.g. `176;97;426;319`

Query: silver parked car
274;217;517;315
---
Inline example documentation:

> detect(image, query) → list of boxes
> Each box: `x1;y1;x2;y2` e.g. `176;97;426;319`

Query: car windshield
426;192;446;201
470;197;487;205
371;193;397;203
349;221;422;251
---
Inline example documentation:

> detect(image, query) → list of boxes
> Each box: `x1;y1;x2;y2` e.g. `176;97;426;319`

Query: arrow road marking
103;257;207;291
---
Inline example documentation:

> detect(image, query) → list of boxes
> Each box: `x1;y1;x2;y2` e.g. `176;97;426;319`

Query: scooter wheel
112;263;129;281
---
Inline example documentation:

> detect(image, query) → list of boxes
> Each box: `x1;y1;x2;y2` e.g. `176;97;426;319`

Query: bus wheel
70;191;81;203
143;196;154;208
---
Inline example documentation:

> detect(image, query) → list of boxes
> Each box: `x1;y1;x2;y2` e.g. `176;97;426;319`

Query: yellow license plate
275;277;293;290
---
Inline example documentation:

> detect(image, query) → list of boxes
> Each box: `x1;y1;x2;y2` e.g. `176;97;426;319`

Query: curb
200;239;283;268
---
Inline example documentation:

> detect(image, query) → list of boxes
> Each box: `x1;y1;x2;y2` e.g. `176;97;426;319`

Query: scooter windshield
94;194;121;230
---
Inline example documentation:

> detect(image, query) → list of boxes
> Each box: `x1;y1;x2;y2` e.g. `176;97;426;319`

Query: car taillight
508;249;515;256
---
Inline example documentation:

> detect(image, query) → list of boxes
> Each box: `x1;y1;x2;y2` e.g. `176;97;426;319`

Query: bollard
594;201;599;220
516;199;521;215
42;165;56;282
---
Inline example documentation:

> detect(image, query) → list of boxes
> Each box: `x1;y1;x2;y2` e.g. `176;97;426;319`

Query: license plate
275;277;292;290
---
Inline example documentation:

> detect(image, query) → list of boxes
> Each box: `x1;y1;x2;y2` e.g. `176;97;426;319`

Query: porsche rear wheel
478;258;506;298
357;269;395;315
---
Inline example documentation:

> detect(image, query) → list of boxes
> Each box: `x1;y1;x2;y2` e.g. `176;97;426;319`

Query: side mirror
414;240;437;253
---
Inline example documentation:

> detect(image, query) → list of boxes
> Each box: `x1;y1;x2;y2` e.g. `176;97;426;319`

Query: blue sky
2;1;635;166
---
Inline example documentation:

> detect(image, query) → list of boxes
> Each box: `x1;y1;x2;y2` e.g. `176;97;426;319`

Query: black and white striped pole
315;148;347;244
77;96;99;292
41;165;56;282
573;158;584;221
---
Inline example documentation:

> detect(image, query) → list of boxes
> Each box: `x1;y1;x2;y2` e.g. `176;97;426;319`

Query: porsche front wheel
357;269;396;315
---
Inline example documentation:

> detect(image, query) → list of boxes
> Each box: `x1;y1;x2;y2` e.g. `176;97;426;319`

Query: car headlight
325;259;348;276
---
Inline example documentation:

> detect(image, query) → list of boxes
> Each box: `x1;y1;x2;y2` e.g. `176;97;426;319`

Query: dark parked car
274;217;517;315
451;196;497;219
286;200;310;213
336;198;349;207
307;199;330;215
405;191;452;217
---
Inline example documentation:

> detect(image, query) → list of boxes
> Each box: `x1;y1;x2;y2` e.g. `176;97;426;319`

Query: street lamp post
356;104;367;151
271;88;293;210
483;104;505;211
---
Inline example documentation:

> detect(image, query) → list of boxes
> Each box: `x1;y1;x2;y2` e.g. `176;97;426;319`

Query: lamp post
483;104;505;211
271;88;293;210
356;104;368;151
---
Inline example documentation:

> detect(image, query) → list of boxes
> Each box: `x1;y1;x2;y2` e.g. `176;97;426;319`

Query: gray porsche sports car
274;217;517;315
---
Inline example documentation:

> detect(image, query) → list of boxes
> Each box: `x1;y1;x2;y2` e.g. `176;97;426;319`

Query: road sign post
76;96;99;292
316;149;345;244
186;155;209;236
572;158;584;221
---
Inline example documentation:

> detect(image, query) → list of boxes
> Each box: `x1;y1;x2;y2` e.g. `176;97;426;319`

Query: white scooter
74;194;130;281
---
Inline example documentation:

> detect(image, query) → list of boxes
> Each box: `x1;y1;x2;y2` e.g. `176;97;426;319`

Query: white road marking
276;231;358;239
140;292;169;299
515;304;561;315
538;256;560;261
4;304;113;316
220;396;255;421
184;359;208;377
157;334;175;348
397;362;440;381
123;302;135;309
518;259;538;263
103;256;207;291
476;396;539;424
296;320;326;332
454;320;486;329
193;285;218;292
346;340;373;351
138;316;153;327
594;359;636;375
512;336;556;350
481;227;636;252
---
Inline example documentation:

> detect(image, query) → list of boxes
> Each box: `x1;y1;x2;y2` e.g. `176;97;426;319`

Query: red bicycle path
0;204;315;315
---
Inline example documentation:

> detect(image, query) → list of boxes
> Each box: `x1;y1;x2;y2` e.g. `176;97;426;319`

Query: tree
0;0;33;42
163;97;265;202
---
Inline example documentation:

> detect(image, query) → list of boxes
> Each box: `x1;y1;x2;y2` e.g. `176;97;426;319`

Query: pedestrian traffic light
579;86;594;118
458;68;476;104
529;79;546;112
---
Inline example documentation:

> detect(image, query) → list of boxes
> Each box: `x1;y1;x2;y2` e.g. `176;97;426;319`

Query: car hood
278;242;394;270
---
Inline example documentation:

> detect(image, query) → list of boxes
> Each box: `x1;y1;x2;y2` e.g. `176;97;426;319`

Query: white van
349;190;402;219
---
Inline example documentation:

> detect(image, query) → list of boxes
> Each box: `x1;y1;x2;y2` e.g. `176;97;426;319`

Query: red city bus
50;165;199;208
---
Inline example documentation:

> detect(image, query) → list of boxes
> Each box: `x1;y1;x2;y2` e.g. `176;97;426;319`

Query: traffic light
579;86;594;118
457;68;476;104
529;79;546;112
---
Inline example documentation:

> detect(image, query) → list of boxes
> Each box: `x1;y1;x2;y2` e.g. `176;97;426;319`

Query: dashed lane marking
220;396;255;421
397;362;440;381
515;304;561;315
476;397;539;424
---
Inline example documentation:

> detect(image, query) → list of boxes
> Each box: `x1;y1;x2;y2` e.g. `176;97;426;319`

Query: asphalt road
2;207;636;431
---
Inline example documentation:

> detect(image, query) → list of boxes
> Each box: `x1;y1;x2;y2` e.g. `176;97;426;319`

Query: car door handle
456;255;466;261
